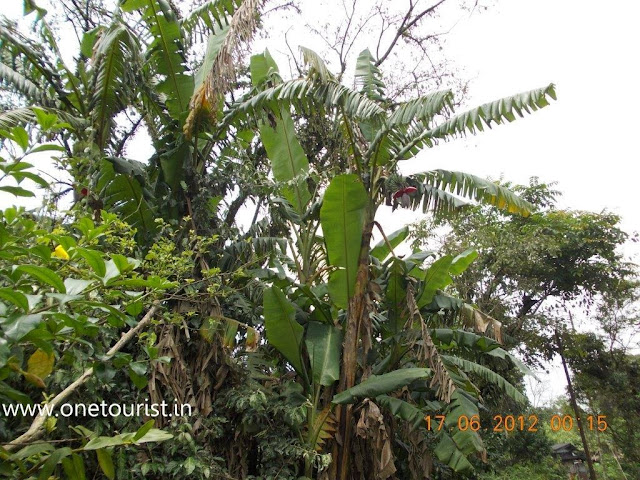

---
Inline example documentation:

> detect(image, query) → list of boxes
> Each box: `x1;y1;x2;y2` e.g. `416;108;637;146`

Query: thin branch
5;303;161;452
375;0;447;67
373;221;399;260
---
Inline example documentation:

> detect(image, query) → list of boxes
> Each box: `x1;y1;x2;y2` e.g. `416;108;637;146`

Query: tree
229;42;555;477
413;179;636;362
567;334;640;478
412;178;638;480
1;1;558;478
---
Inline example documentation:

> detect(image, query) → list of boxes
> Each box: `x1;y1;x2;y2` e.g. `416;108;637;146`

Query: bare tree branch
5;303;161;452
375;0;448;67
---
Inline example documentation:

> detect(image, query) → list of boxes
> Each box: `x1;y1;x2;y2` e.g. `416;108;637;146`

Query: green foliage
0;3;572;478
0;127;175;477
320;174;368;308
479;458;566;480
332;368;431;404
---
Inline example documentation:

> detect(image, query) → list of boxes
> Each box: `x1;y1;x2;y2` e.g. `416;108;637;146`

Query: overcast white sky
3;0;638;404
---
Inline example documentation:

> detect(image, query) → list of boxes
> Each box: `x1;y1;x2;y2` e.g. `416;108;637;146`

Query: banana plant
229;47;555;478
0;0;262;240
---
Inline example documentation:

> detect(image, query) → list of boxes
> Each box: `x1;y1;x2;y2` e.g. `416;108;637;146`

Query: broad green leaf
416;255;453;308
376;394;427;430
83;435;127;450
327;270;350;310
250;49;279;86
305;322;341;386
332;368;431;404
0;381;32;404
8;442;54;461
134;428;173;443
80;26;104;58
384;258;407;336
37;447;72;480
133;420;155;441
485;347;535;377
449;248;478;275
102;259;121;285
96;449;115;480
12;170;48;188
263;286;305;375
76;248;106;277
64;278;93;295
61;453;86;480
0;338;9;367
27;349;54;380
3;314;43;341
15;265;65;293
434;433;474;473
112;253;139;272
259;115;311;214
120;0;147;11
0;288;29;311
11;126;29;151
193;23;229;90
158;143;190;192
184;457;197;475
0;186;35;197
320;174;368;308
128;363;148;389
32;107;58;130
371;226;408;261
252;50;311;214
29;143;66;153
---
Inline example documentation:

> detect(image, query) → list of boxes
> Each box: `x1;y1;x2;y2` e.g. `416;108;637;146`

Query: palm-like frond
392;84;556;161
0;108;36;131
123;0;193;120
430;84;556;137
90;22;140;150
410;184;470;216
0;62;48;105
442;356;526;404
365;91;453;165
225;77;385;125
431;328;532;376
387;90;453;127
180;0;242;47
0;107;86;131
95;159;157;240
300;46;335;83
0;20;70;109
220;236;287;271
409;170;535;217
355;49;385;101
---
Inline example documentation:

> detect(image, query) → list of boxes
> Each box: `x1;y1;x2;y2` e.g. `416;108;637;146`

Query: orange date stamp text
424;414;608;432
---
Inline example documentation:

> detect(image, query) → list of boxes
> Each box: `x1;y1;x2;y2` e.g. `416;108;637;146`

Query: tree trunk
334;211;374;480
556;330;597;480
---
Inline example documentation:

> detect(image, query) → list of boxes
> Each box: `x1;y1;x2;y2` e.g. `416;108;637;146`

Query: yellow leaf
27;349;55;380
52;245;69;260
45;415;57;433
23;371;45;388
